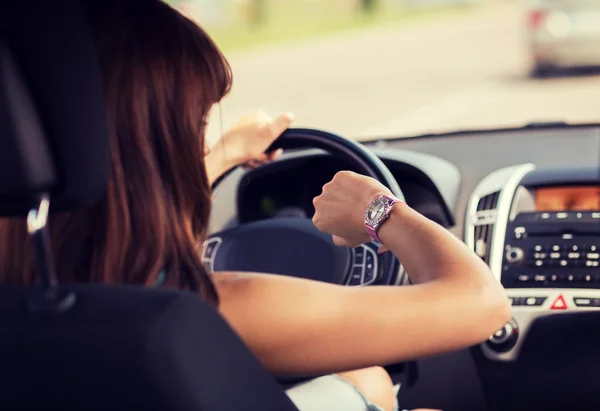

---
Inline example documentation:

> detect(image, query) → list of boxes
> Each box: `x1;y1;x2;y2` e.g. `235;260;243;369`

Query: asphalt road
206;2;600;144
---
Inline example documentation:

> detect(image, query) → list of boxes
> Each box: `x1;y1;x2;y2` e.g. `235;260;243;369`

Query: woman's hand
222;109;294;168
312;171;392;247
205;109;294;185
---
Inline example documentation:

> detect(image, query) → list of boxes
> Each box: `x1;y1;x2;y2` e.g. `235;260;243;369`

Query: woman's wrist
205;140;242;185
376;201;410;245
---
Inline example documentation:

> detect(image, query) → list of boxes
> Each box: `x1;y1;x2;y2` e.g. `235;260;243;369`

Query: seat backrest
0;1;298;410
0;285;298;411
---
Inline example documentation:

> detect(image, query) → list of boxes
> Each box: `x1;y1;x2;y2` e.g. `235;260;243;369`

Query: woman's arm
212;172;510;376
204;140;239;186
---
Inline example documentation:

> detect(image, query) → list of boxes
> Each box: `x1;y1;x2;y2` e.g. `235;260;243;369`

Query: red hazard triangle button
551;294;568;310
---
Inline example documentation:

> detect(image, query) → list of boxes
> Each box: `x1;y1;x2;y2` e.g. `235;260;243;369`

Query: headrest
0;0;109;216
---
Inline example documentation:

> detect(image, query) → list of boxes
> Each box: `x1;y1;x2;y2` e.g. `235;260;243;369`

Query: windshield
172;0;600;141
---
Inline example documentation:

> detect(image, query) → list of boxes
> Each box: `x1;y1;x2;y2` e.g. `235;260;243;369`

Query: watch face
365;197;390;225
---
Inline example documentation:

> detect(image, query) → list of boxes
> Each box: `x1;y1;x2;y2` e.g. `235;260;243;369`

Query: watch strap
365;224;381;243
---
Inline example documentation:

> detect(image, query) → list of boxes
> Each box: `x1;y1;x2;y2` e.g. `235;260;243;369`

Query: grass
201;2;478;52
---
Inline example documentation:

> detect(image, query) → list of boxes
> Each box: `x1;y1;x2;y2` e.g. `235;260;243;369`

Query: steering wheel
203;128;405;286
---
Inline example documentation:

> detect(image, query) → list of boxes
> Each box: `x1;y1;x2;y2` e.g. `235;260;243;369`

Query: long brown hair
0;0;231;304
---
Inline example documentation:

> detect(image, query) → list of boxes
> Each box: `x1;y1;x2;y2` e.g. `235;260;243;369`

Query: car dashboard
235;148;458;229
210;123;600;411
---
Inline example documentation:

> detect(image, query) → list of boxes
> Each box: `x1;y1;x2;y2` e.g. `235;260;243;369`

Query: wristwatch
364;194;402;243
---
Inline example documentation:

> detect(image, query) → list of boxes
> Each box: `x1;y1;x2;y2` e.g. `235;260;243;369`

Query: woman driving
0;1;511;410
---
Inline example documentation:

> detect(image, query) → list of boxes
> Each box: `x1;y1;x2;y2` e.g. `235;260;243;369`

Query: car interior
2;1;600;411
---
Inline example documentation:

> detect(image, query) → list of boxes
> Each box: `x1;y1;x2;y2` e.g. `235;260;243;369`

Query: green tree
360;0;377;13
250;0;267;26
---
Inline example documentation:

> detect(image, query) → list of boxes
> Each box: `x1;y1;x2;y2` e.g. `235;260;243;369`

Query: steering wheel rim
206;128;404;286
267;128;405;200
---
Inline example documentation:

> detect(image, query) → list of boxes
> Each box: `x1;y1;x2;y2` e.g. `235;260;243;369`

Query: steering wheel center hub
213;218;352;283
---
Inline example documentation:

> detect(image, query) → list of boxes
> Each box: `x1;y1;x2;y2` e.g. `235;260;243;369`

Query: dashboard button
363;248;378;285
486;318;519;353
506;246;524;265
348;266;364;286
513;227;527;240
354;247;365;265
573;297;595;307
583;274;594;283
551;259;570;268
575;298;590;306
550;295;568;310
363;268;375;284
511;297;524;306
365;250;375;271
202;237;222;261
491;326;507;342
524;296;546;306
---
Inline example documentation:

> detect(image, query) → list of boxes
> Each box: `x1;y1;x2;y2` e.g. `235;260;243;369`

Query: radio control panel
501;211;600;289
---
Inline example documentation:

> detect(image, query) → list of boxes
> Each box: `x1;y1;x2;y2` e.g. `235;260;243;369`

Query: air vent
473;191;500;264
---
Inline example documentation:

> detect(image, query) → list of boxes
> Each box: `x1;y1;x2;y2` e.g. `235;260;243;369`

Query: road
206;2;600;144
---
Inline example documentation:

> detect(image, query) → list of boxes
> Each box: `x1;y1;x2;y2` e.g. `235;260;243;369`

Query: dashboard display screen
535;186;600;211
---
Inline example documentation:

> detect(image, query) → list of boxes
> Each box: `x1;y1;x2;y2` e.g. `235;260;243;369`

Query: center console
466;165;600;361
